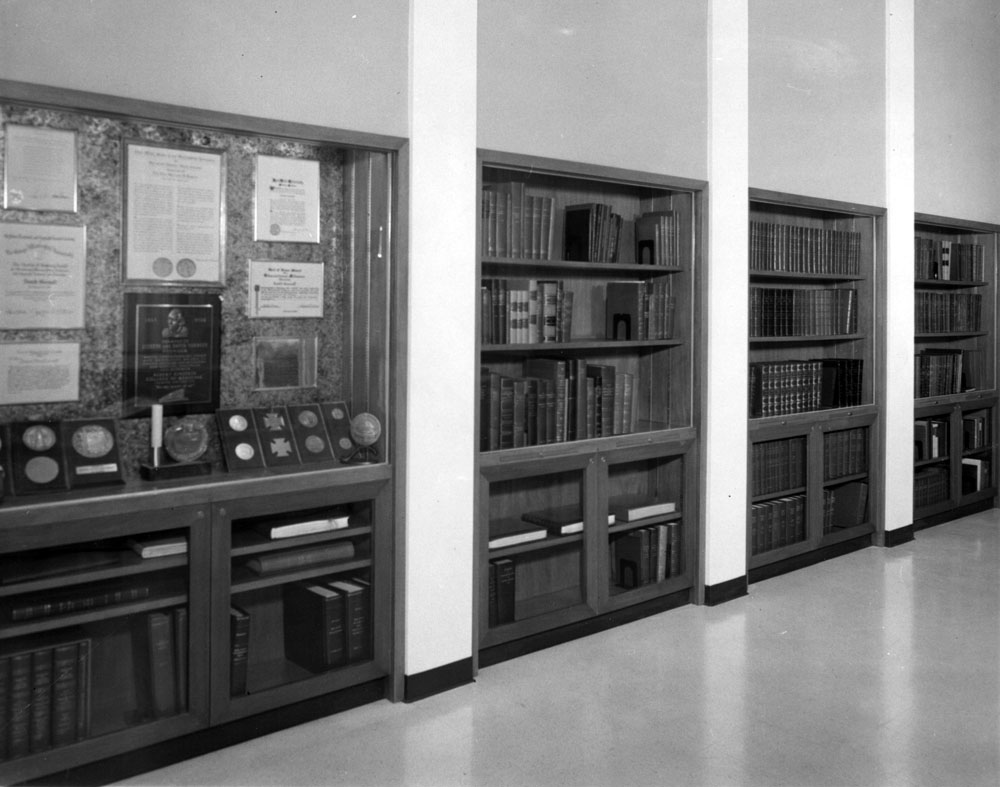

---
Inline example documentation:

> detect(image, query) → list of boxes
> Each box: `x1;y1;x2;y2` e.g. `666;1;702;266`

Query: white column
405;0;477;675
703;0;750;591
882;0;915;535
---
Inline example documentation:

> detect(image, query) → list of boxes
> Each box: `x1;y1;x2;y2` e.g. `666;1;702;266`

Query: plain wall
749;0;886;206
477;0;708;178
915;0;1000;224
0;0;409;137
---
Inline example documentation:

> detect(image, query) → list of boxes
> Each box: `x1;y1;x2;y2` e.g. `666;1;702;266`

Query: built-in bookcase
476;151;702;664
913;215;999;525
0;81;402;784
746;190;883;580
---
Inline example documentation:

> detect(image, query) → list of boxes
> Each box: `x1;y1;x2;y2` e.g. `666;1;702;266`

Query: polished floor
118;509;999;787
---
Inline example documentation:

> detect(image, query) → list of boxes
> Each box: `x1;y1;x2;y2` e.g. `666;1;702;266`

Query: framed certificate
3;124;78;213
0;341;80;405
254;155;320;243
0;222;87;329
123;140;225;284
248;259;324;318
123;292;222;416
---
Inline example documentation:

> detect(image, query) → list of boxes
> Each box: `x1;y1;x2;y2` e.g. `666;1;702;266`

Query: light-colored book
128;535;188;559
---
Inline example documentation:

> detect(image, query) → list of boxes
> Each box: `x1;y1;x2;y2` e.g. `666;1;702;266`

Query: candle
150;404;163;449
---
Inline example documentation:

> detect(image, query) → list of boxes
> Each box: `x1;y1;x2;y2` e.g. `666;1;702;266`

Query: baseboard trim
703;575;748;606
883;524;915;547
25;679;387;787
479;588;692;669
915;498;996;531
749;534;873;585
404;658;474;702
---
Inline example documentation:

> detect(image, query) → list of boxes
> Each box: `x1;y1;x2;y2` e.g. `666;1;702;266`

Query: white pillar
703;0;750;593
405;0;477;677
882;0;915;535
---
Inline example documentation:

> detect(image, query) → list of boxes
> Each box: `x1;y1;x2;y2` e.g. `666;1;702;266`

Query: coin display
329;406;346;420
235;443;255;461
25;456;60;484
22;425;57;452
229;414;248;432
176;258;197;278
297;410;319;428
304;435;325;454
71;424;115;459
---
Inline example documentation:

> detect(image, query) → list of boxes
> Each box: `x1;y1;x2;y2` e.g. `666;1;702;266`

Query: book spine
29;648;54;753
230;607;250;696
0;656;8;760
147;611;178;717
8;652;32;758
51;643;79;747
247;542;356;575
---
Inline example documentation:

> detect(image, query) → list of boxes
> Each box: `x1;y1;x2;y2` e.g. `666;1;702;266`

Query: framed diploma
254;155;320;243
0;341;81;405
123;140;225;284
0;222;87;329
248;259;324;318
3;124;78;213
123;292;222;417
253;336;318;390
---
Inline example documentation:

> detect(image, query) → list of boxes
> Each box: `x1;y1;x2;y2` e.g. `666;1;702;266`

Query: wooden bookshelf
746;190;884;580
0;81;402;784
476;151;703;663
913;215;999;526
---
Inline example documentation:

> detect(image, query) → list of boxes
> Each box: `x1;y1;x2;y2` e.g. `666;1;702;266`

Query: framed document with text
254;154;320;243
3;124;78;212
123;140;225;284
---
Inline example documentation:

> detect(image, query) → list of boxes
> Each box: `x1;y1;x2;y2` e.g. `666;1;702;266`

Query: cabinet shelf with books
747;191;883;578
0;503;208;784
912;215;998;526
210;467;391;722
477;150;702;664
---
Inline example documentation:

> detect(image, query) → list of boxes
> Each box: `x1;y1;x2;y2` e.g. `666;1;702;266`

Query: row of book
6;581;153;623
481;182;555;260
915;292;983;334
914;419;948;461
751;437;807;497
635;210;683;267
748;287;858;337
822;481;869;533
750;494;806;555
963;411;992;451
749;221;863;276
914;349;967;398
961;457;992;495
748;359;864;418
914;237;985;282
914;466;950;507
605;281;677;341
487;497;677;550
229;576;372;695
610;521;683;589
564;202;626;263
0;638;91;762
133;608;188;721
480;360;639;451
481;278;573;345
823;427;868;481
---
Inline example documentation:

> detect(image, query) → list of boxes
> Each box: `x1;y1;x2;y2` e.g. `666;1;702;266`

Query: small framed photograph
0;341;80;405
123;140;225;284
253;336;318;390
3;124;78;213
254;155;320;243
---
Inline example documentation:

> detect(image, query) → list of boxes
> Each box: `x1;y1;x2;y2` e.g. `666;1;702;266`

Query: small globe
349;413;381;447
